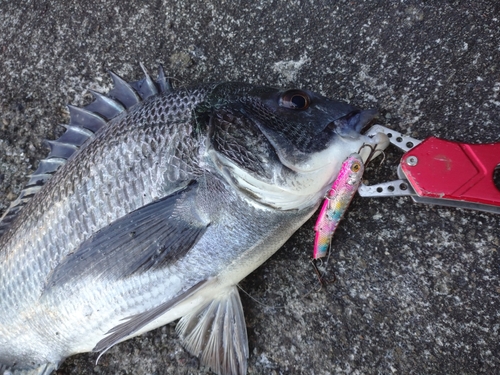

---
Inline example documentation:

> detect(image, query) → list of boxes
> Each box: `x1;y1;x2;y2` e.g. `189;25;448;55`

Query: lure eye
279;90;311;110
351;162;361;172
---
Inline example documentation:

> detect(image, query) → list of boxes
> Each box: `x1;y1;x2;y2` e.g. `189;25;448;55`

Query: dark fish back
0;65;173;239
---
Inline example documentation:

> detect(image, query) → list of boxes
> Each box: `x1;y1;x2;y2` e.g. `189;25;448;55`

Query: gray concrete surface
1;1;499;374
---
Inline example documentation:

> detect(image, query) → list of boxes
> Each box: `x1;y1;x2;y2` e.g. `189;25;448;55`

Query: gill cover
202;83;378;210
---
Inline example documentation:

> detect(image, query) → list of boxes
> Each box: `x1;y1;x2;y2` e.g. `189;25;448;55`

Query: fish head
203;83;389;210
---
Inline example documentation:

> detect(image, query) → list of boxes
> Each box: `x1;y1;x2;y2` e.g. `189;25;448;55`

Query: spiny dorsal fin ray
157;64;174;93
0;186;43;235
0;64;173;239
45;140;78;160
32;158;66;176
27;173;52;188
0;206;22;235
129;62;158;100
56;125;95;147
84;90;125;120
67;105;107;133
129;64;174;98
107;71;141;109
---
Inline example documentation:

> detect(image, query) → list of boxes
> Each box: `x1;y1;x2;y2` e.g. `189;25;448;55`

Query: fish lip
330;109;379;138
268;120;383;174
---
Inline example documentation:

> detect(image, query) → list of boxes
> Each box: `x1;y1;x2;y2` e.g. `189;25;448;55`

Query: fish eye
351;162;361;172
279;90;311;110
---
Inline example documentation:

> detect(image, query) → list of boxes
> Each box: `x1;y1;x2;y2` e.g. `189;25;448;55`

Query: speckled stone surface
1;1;499;374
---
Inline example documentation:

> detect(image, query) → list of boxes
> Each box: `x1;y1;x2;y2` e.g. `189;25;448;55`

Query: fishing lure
313;153;365;259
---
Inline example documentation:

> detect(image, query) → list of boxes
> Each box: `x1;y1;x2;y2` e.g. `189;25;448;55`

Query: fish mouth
331;109;379;139
260;108;385;175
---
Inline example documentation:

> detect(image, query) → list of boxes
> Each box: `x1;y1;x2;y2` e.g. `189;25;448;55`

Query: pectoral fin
46;181;209;288
176;286;249;375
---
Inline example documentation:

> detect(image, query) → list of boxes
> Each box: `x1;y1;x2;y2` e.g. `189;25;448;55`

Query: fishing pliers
359;125;500;214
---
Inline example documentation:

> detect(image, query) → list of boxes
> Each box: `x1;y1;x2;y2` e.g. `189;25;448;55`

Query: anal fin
176;286;249;375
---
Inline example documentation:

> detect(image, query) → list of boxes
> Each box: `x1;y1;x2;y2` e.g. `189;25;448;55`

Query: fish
313;153;365;259
0;64;389;375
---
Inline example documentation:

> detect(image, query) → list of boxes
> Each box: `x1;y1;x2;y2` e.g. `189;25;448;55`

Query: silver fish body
0;69;388;375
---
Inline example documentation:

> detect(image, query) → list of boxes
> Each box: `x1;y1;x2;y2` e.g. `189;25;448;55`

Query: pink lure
313;153;364;259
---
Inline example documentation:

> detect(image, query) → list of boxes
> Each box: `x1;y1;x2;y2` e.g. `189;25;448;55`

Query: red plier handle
359;125;500;214
401;137;500;207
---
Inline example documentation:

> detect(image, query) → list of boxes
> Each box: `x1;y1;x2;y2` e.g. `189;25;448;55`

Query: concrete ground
1;1;499;374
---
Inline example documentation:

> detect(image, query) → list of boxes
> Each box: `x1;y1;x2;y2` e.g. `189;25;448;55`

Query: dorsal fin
129;62;159;100
67;105;108;133
0;65;173;238
107;71;141;109
85;90;125;120
129;64;174;101
156;64;174;94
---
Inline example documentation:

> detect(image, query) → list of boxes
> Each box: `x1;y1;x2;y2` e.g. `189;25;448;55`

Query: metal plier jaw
359;125;500;214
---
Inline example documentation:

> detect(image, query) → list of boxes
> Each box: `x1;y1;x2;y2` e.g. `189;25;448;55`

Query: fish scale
0;66;389;375
0;87;207;313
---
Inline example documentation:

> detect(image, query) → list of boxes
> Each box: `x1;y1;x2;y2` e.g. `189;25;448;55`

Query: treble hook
358;143;386;166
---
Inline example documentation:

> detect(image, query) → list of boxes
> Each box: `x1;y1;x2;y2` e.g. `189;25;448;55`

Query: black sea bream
0;65;388;375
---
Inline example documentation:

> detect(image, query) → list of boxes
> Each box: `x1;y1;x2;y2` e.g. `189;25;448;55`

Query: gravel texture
1;1;499;374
